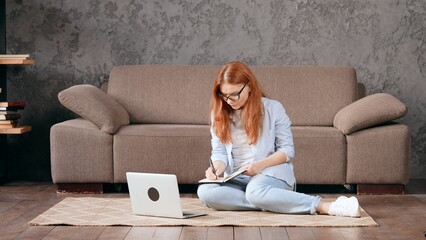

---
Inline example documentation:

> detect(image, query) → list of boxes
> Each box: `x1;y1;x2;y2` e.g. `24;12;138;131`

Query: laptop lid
126;172;205;219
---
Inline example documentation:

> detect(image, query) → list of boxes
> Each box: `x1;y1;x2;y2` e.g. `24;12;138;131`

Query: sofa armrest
58;84;130;134
333;93;407;135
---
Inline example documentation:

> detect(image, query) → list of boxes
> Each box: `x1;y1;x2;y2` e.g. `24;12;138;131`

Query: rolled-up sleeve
273;102;295;162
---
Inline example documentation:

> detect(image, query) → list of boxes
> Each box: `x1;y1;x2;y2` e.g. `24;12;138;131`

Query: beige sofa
50;65;410;194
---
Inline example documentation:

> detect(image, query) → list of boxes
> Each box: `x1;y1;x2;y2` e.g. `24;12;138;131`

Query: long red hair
210;61;266;144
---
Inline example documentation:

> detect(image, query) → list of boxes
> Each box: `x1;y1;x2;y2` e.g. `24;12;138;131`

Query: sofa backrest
107;65;357;126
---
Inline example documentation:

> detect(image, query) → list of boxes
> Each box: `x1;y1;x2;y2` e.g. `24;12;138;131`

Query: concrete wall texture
4;0;425;180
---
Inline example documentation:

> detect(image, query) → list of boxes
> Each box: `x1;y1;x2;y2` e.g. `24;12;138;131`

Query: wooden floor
0;181;425;240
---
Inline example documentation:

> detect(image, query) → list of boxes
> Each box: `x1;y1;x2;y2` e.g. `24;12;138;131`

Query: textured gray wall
4;0;425;180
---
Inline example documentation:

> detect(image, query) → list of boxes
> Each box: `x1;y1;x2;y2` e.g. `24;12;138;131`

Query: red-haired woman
197;61;360;217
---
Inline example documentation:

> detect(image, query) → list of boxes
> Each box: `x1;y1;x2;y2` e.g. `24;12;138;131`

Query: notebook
199;166;248;183
126;172;206;219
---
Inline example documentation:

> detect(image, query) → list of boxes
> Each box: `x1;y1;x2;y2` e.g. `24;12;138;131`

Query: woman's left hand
245;162;262;176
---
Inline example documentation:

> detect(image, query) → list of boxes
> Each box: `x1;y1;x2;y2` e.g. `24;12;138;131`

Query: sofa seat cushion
113;124;211;183
291;126;346;184
50;119;114;183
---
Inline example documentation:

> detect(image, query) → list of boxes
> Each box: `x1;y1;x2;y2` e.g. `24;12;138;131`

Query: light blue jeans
197;173;321;214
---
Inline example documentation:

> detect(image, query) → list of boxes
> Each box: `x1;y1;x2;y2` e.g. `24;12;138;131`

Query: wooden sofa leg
57;183;103;194
357;184;405;195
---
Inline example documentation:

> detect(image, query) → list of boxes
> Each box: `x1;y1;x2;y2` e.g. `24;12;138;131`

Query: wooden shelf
0;59;34;65
0;126;31;134
0;56;33;135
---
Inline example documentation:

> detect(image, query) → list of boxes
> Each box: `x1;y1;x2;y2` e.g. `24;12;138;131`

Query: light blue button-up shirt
211;97;296;186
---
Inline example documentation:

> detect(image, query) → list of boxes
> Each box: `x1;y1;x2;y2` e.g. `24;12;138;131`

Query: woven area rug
30;197;378;227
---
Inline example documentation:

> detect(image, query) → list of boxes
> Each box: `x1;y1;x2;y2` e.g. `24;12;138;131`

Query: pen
209;158;216;174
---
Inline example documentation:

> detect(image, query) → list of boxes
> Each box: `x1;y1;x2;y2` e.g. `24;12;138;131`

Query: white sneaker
328;196;361;217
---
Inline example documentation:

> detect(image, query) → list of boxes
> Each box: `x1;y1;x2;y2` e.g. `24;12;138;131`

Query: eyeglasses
217;83;247;102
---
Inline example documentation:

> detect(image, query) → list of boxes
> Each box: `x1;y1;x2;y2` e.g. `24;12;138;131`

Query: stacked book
0;101;25;129
0;54;31;60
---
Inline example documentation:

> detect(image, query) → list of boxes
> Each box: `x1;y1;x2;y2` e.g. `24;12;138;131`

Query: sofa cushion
252;66;357;126
58;84;130;134
108;65;216;125
333;93;407;135
107;65;357;126
113;124;211;183
291;126;346;184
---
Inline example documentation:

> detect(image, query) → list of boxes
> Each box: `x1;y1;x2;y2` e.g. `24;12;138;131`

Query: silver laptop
126;172;206;219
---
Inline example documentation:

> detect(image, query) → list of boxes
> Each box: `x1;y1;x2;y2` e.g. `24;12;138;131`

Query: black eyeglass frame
217;83;248;102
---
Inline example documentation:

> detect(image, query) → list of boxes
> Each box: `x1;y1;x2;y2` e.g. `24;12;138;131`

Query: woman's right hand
205;167;218;180
205;160;226;180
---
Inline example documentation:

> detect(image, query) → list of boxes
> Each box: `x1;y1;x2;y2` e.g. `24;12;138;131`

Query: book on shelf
0;106;25;111
0;120;18;125
0;101;26;108
0;110;21;115
0;54;30;59
0;113;20;120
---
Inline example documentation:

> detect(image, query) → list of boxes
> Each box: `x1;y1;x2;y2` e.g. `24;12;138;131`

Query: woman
197;61;360;217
